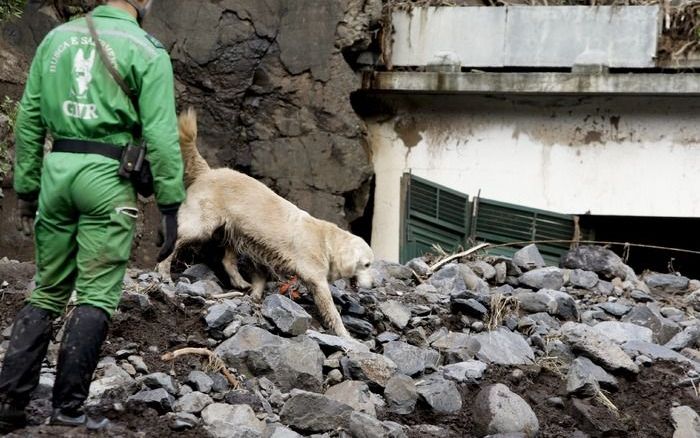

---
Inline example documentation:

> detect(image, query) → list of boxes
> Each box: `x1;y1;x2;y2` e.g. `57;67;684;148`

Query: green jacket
13;5;185;207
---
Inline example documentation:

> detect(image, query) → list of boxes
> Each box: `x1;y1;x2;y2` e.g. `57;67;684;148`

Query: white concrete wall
367;95;700;262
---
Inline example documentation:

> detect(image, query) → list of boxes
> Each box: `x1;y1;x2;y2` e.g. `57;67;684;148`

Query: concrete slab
505;6;660;68
391;7;506;68
364;71;700;95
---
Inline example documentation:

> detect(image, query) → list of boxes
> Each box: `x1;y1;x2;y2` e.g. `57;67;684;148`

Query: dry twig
211;291;245;299
429;243;490;272
161;347;240;388
486;293;520;331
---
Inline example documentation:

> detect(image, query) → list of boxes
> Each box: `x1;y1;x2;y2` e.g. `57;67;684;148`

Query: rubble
1;244;699;436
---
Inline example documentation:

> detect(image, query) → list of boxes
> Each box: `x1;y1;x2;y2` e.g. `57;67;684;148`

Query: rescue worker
0;0;184;431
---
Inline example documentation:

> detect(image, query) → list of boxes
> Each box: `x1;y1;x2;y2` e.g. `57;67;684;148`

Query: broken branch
428;243;491;272
161;347;240;388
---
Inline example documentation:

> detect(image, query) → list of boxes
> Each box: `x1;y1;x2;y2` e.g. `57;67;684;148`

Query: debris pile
1;244;699;437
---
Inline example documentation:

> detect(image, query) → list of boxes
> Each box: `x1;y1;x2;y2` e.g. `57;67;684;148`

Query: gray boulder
176;280;223;298
415;375;462;414
566;357;618;396
89;363;137;401
512;244;546;271
406;258;431;277
598;302;631;317
280;390;353;432
325;380;376;416
560;322;639;373
470;328;534;366
173;391;213;414
622;340;700;370
380;300;411;330
138;372;177;394
201;403;265;438
267;426;303;438
429;264;489;295
205;302;236;330
670;405;700;438
341;351;398;388
560;245;631;280
518;267;564;290
348;412;408;438
685;290;700;312
665;325;700;351
382;341;434;376
592;321;653;344
569;269;599;289
384;374;418;415
182;264;219;283
127;388;174;414
215;325;324;392
262;294;312;336
468;260;497;280
643;273;689;294
441;360;488;383
430;331;481;363
473;384;539;437
622;304;681;344
187;371;214;393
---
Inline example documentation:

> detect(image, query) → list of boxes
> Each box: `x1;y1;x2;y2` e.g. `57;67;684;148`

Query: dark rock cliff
0;0;380;265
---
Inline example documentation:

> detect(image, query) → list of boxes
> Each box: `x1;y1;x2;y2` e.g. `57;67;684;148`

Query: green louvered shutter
473;198;575;265
400;174;470;263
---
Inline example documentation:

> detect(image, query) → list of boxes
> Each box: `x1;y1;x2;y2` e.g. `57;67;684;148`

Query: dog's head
330;234;374;288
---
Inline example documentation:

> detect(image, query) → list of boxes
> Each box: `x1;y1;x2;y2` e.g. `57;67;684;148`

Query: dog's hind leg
308;277;351;339
249;271;266;302
222;247;251;290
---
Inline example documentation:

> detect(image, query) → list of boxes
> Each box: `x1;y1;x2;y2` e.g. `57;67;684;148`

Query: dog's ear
334;244;359;279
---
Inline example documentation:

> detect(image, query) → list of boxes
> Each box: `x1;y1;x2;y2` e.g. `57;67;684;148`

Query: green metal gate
400;174;470;262
400;174;576;265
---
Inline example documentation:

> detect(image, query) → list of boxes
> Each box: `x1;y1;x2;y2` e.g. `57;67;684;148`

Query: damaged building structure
356;5;700;274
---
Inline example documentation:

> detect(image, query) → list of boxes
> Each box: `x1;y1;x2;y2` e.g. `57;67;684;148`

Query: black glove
156;204;179;262
17;194;38;237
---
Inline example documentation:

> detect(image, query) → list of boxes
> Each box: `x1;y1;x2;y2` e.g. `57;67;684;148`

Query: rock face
473;384;539;437
0;0;376;263
215;325;324;392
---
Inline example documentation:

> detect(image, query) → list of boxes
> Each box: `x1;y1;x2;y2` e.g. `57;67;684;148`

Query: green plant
0;0;26;22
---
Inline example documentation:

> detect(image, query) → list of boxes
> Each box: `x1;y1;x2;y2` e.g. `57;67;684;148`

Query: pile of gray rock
2;244;700;437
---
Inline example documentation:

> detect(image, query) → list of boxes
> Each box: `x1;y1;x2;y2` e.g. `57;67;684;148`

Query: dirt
3;261;700;437
0;263;210;437
383;363;700;437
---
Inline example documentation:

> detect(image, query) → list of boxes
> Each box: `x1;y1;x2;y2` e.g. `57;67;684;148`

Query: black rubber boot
0;304;55;433
50;305;111;431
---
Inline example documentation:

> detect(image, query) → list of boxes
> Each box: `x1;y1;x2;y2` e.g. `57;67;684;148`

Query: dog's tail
178;107;210;187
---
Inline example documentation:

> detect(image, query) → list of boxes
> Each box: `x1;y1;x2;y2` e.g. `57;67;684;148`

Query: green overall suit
14;5;185;316
0;4;185;431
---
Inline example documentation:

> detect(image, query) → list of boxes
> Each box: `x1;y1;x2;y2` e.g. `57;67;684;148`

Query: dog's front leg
156;252;175;283
309;278;351;339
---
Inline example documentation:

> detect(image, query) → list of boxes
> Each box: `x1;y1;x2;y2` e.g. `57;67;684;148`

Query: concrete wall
367;94;700;262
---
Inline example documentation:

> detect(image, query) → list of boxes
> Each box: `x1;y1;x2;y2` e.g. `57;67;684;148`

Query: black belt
53;140;123;161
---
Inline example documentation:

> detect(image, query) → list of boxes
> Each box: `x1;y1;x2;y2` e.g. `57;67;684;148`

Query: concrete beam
363;71;700;96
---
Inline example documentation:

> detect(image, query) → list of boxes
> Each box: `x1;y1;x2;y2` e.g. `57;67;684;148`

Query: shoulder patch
145;34;165;49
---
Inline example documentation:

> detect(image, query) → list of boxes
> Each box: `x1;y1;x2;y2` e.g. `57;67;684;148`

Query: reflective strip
56;24;158;58
115;207;139;218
